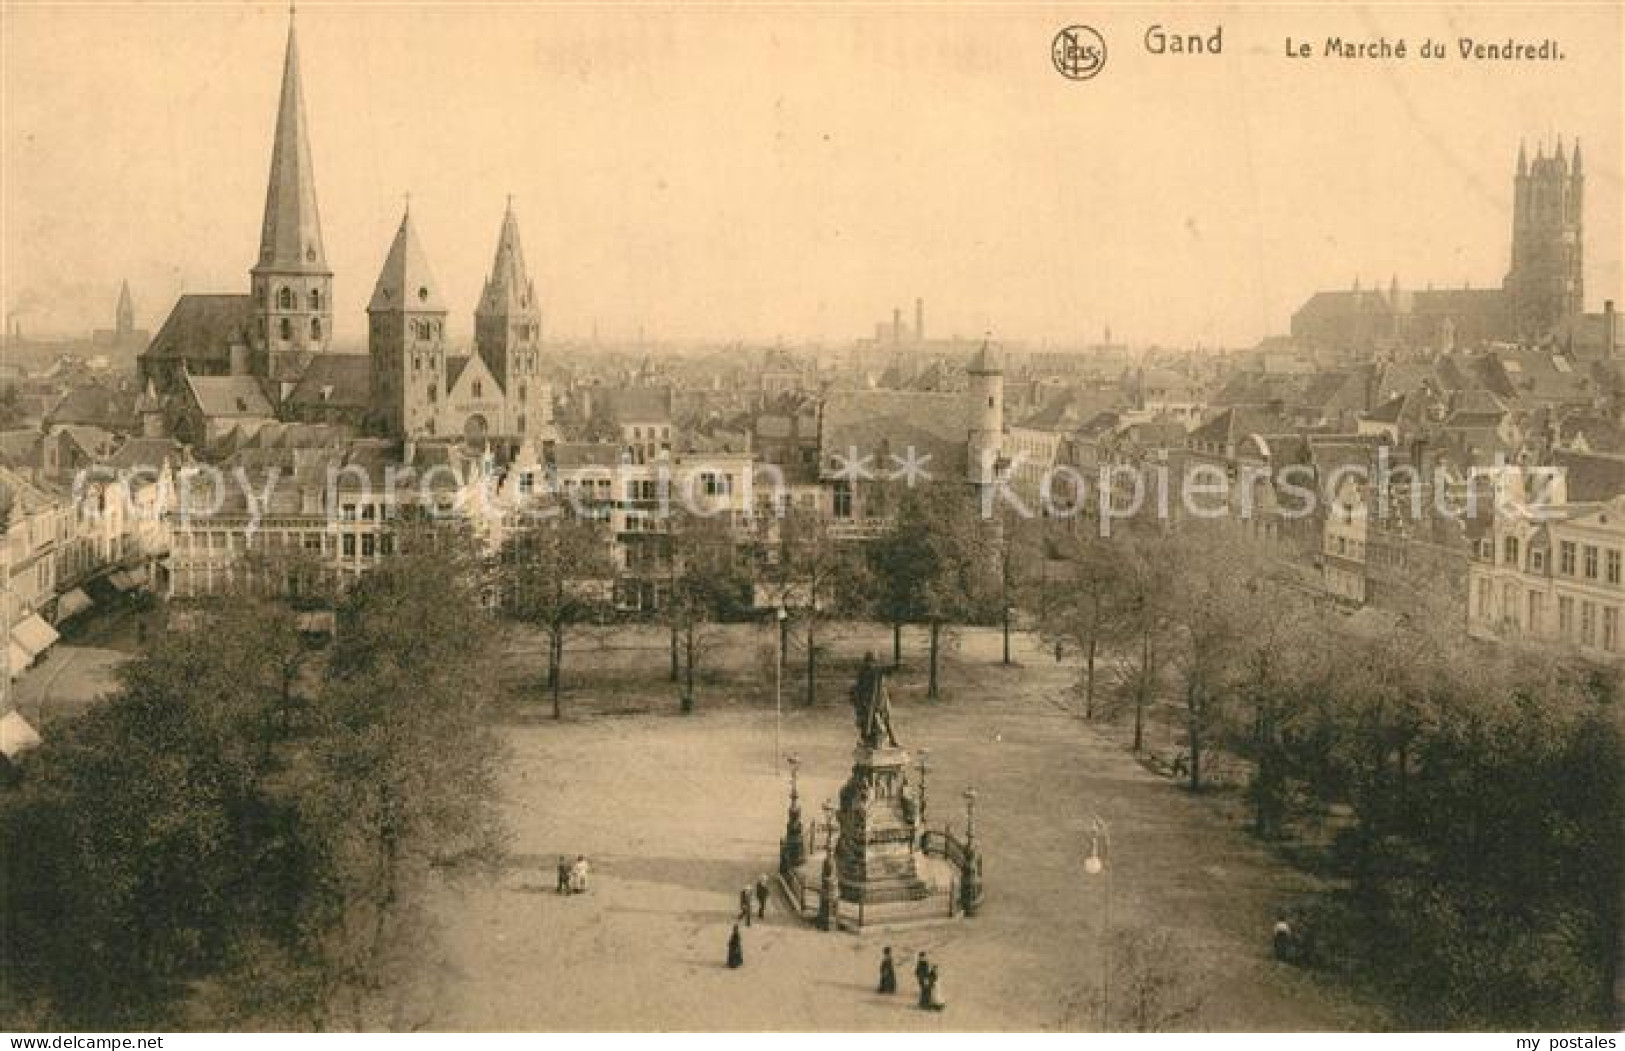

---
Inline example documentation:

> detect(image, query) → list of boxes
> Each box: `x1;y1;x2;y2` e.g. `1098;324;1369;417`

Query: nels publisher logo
1052;25;1107;80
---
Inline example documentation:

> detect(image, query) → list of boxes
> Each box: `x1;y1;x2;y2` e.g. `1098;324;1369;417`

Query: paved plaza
425;628;1380;1031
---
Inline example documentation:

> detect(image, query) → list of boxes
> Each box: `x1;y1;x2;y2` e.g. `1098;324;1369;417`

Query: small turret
966;339;1004;486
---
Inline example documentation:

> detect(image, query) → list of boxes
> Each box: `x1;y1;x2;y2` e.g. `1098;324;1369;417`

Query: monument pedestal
835;745;932;904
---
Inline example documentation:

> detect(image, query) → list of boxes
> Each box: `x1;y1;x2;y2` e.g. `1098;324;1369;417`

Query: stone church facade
138;11;552;446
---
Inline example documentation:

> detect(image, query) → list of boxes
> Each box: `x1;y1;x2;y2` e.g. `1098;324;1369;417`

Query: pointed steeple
115;279;134;335
1517;140;1528;176
479;197;535;316
1572;139;1582;174
1554;135;1567;173
254;10;327;276
368;206;445;314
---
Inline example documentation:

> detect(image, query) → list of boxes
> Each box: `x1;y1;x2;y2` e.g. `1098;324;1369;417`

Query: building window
277;287;293;310
380;535;395;556
473;381;483;399
309;289;321;310
1608;550;1622;585
279;318;292;341
1560;541;1577;575
1559;595;1575;638
1585;545;1599;580
342;534;356;558
311;318;322;340
833;482;853;519
1528;590;1544;634
1531;550;1545;573
1605;607;1620;652
1503;535;1520;566
362;535;376;558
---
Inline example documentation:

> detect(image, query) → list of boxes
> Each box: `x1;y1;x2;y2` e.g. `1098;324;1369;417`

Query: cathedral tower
1506;139;1584;342
474;199;551;436
368;206;447;440
250;9;332;387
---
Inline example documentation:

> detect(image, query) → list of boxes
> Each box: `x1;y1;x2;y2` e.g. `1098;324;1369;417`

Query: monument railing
920;827;968;870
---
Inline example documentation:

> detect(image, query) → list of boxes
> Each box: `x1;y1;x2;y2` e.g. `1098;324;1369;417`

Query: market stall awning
56;588;93;622
8;642;32;680
0;710;43;759
11;613;59;659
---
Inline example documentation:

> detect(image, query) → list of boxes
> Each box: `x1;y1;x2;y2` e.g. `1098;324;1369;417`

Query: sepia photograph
0;0;1621;1039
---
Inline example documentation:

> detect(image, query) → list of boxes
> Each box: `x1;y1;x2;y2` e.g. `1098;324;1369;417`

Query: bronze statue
851;651;900;748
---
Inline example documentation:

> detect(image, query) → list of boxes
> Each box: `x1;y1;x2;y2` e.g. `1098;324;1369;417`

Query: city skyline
3;3;1621;348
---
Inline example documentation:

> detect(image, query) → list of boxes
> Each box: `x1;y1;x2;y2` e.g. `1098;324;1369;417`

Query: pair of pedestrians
737;874;771;927
877;947;945;1011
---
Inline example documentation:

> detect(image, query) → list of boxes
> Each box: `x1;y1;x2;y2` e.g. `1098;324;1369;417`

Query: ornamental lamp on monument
780;752;805;873
959;785;985;917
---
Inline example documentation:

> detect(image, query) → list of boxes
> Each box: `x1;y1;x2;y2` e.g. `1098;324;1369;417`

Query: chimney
915;298;925;343
892;307;903;346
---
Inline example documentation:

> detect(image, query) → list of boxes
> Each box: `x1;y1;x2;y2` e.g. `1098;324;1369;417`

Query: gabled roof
368;209;446;313
606;386;672;423
285;353;371;410
45;384;137;430
142;294;253;364
184;374;275;420
1553;449;1625;503
819;389;978;479
104;437;183;472
1188;406;1292;448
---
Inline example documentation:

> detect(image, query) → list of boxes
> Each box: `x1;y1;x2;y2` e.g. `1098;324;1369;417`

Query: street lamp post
775;604;788;771
819;797;839;931
959;786;984;916
917;747;930;827
1084;815;1113;1031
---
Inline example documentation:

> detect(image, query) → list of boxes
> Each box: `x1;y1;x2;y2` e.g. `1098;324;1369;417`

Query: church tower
250;8;332;388
368;206;447;440
966;340;1005;485
1506;138;1584;342
474;199;551;436
115;280;134;342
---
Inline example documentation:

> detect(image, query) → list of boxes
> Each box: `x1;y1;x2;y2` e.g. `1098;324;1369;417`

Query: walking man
556;855;570;894
754;874;771;919
914;951;931;1007
738;887;754;927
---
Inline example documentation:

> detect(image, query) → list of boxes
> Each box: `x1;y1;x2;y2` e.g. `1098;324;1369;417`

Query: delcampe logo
1052;25;1107;80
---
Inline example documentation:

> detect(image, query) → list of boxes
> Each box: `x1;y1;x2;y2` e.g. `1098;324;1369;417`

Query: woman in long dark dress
878;947;897;993
727;924;744;969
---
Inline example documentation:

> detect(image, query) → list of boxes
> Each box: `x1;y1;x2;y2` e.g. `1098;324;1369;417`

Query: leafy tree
498;509;614;719
665;507;750;712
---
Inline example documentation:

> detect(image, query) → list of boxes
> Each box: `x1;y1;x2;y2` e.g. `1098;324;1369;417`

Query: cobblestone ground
425;626;1380;1031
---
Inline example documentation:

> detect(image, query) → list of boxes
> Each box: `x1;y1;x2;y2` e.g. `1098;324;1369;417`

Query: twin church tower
144;10;550;444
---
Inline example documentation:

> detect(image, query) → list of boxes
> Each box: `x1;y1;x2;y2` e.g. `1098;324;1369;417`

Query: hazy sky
2;2;1621;348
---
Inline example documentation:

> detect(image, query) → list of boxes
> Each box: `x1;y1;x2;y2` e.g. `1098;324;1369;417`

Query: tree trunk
1084;635;1098;719
1186;693;1202;792
1132;632;1152;753
669;618;680;682
892;621;903;667
928;619;941;700
682;621;697;713
551;632;564;720
805;618;817;706
1002;602;1012;665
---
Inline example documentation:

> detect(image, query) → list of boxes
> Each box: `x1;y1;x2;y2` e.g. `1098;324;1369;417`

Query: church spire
1517;140;1527;176
479;196;535;317
254;9;326;276
115;279;134;336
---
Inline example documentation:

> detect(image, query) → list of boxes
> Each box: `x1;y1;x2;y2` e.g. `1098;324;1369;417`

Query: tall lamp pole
1084;815;1113;1031
774;604;788;770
